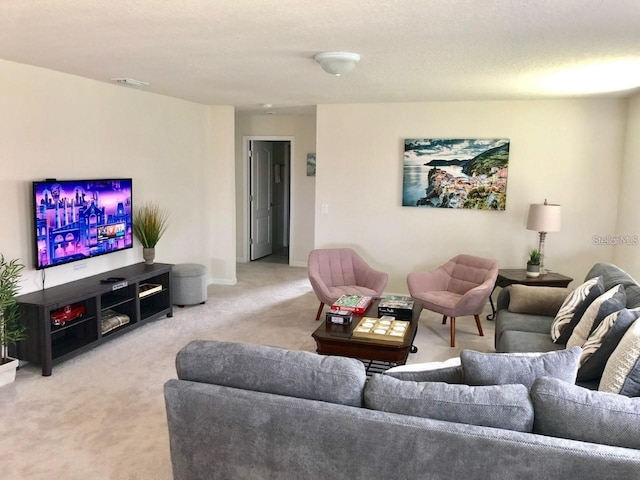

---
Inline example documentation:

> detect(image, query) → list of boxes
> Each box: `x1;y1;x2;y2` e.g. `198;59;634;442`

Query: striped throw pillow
578;308;640;382
551;276;604;344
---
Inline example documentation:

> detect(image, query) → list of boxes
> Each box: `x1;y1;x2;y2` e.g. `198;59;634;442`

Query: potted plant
133;202;170;265
0;254;26;387
526;248;541;278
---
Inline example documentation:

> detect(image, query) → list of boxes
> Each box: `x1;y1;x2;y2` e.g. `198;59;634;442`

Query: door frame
241;135;294;264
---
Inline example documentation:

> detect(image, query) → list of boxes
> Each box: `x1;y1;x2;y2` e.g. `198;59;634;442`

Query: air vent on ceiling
111;78;149;87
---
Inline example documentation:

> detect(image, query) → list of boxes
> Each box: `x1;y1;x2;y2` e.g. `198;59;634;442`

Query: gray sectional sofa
495;263;640;392
164;340;640;480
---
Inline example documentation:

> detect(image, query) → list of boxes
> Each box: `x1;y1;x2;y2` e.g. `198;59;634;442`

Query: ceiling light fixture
314;52;360;76
111;78;149;87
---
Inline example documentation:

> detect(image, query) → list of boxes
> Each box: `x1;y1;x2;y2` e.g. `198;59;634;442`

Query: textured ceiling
1;1;639;113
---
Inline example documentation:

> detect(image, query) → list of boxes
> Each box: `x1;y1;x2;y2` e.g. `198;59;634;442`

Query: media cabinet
15;262;173;376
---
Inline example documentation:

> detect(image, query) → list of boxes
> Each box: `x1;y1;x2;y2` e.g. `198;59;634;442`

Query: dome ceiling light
314;52;361;76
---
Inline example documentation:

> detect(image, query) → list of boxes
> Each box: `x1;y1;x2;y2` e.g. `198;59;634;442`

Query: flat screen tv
32;178;133;270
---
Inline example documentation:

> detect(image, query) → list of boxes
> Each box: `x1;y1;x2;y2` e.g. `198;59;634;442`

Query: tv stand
16;262;173;376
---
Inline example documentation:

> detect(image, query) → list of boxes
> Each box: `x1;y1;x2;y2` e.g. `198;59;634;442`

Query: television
32;178;133;269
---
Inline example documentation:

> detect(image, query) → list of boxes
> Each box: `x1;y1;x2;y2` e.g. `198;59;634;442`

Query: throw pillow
577;307;640;382
364;374;533;432
551;276;604;344
384;357;463;383
599;318;640;397
531;377;640;450
566;284;626;349
508;285;572;317
175;340;367;406
460;347;582;389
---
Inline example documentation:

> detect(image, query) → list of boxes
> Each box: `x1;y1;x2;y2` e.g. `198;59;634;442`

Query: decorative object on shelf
526;199;561;275
133;202;170;265
526;248;541;278
51;304;86;327
403;138;510;210
307;153;316;176
0;255;26;387
314;52;360;76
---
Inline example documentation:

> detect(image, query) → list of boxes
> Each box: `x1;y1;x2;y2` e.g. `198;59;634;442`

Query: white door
250;140;273;260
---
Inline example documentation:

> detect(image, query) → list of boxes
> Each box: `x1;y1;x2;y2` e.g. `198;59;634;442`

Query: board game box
331;294;374;314
352;317;410;344
377;295;414;319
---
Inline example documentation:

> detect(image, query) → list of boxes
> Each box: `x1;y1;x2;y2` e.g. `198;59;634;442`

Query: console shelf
16;262;173;376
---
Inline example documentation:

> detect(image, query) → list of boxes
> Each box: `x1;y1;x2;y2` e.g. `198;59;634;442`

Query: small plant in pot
133;202;170;265
0;254;26;387
526;248;541;278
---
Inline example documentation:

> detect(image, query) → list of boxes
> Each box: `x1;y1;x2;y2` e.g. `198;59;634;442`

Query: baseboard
208;276;237;286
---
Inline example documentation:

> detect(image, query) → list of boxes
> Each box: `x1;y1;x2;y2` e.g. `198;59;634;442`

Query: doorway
248;138;291;264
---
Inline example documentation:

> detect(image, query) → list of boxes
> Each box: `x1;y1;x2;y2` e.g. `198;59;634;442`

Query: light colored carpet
0;262;495;480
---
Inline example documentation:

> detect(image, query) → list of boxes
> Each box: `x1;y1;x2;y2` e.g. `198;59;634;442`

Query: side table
487;269;573;320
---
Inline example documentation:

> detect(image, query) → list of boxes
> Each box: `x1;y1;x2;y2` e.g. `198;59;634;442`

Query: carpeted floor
0;262;495;479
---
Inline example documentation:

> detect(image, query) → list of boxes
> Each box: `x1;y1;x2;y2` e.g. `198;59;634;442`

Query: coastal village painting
402;138;510;210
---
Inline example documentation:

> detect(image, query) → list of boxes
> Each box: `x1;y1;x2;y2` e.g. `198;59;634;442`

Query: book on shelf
139;283;162;298
331;294;373;314
377;295;414;319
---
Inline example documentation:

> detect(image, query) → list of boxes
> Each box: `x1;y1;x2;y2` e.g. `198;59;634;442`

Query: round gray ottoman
172;263;208;307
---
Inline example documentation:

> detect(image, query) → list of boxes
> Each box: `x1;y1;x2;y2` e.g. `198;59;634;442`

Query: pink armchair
308;248;388;321
407;254;499;347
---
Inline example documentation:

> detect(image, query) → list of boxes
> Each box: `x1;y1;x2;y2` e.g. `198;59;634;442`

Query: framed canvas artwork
402;138;510;210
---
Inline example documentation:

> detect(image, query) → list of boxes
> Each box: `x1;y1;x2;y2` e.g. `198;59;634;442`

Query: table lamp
526;199;561;275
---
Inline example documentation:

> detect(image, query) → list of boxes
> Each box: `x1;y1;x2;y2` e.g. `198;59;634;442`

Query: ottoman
172;263;208;307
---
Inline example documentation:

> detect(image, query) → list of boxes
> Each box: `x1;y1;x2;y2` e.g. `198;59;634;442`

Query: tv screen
32;178;133;269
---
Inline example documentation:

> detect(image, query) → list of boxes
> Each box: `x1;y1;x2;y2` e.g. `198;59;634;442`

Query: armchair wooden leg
442;315;447;325
450;317;456;347
474;314;484;337
315;302;325;321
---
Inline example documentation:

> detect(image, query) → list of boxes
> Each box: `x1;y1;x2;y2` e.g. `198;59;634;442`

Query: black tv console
15;262;173;376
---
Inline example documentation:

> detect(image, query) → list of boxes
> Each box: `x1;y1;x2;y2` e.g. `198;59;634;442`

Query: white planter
0;357;19;387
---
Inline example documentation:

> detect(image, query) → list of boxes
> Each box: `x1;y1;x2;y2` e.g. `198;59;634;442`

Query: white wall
0;59;237;294
315;100;627;293
614;93;640;279
234;113;316;267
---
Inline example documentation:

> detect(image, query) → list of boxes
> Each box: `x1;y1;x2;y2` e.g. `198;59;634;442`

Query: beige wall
315;100;627;293
234;113;316;267
0;59;237;293
614;93;640;279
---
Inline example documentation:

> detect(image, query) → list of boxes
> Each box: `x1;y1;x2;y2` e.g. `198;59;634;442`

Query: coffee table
312;298;420;373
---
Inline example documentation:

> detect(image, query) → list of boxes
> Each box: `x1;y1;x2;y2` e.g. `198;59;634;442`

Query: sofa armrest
496;286;512;312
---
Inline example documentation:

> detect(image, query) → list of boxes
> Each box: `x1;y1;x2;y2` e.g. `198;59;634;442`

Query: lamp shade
314;52;360;76
526;202;561;232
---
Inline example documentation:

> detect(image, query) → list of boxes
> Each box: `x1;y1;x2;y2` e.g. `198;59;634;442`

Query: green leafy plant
133;202;170;248
0;255;26;364
527;248;541;266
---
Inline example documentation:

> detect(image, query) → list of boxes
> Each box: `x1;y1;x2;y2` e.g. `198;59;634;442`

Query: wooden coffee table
312;299;420;373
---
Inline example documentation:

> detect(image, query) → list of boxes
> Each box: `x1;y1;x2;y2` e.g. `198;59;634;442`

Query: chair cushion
364;374;533;432
531;377;640;449
176;340;367;407
461;347;582;389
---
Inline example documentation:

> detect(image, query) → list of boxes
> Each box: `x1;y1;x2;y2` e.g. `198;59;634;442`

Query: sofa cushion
497;331;566;353
384;358;464;383
599;319;640;397
566;284;626;349
531;377;640;449
461;347;582;389
495;309;554;351
508;285;572;317
364;374;534;432
578;308;640;382
551;276;604;344
175;340;367;406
